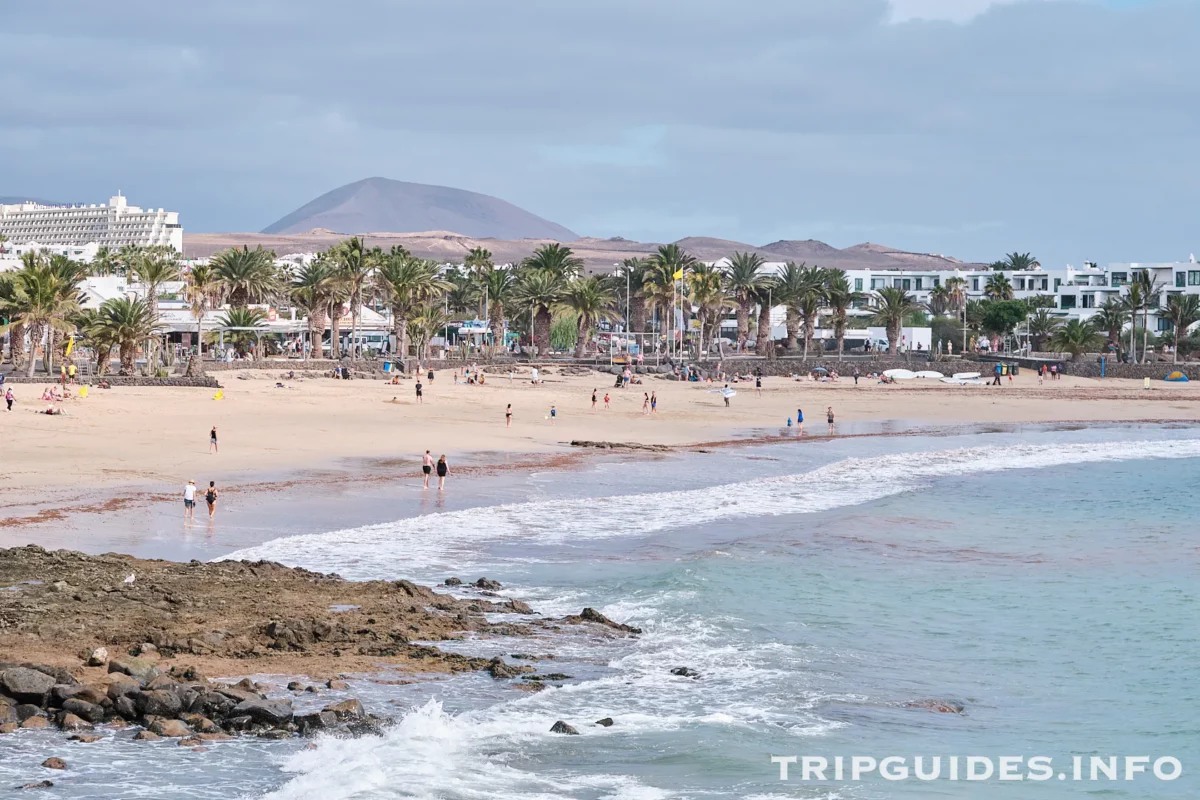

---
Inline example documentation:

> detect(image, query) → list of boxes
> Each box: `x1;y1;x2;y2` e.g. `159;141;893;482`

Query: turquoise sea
2;425;1197;798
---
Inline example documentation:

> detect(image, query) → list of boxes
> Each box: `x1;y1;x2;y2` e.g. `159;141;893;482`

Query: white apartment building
0;194;183;251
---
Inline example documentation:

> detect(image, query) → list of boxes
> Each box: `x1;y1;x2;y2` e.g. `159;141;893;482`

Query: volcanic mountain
260;177;578;240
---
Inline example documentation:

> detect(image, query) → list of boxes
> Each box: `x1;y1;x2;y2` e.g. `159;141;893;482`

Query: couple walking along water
422;450;448;490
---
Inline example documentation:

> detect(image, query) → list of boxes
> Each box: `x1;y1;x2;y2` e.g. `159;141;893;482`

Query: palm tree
642;257;679;347
0;272;30;368
1163;294;1200;363
1002;253;1040;271
1026;308;1062;352
824;270;863;360
514;267;567;355
522;243;583;281
753;279;779;357
73;308;117;376
2;258;82;376
985;273;1014;300
214;307;268;357
1092;298;1130;353
184;264;219;375
722;251;767;351
409;304;453;362
444;269;478;315
686;265;729;360
330;237;377;359
926;284;952;316
375;256;450;359
617;258;650;334
1048;319;1103;361
89;246;120;277
211;246;279;309
131;249;180;370
562;276;618;358
870;287;920;354
774;262;807;352
464;247;494;318
93;296;158;376
1130;271;1163;363
648;244;697;355
481;267;517;350
290;261;334;362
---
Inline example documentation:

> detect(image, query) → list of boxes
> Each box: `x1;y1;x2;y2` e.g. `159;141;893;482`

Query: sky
2;0;1194;267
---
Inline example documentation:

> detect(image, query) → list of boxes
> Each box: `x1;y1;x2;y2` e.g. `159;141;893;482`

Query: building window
1016;278;1026;291
933;277;941;287
915;278;923;290
1060;295;1077;309
1189;271;1200;286
1158;317;1174;332
871;278;886;289
971;278;979;291
1082;294;1095;309
854;278;863;291
1177;272;1187;288
1054;278;1062;290
1111;272;1128;286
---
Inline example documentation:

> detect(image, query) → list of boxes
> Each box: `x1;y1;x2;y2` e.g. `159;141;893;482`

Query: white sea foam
221;439;1200;580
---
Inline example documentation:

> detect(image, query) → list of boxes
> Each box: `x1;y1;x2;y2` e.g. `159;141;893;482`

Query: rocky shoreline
0;545;641;754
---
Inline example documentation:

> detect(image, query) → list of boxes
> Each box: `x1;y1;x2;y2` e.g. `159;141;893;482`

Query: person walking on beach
549;404;557;424
797;407;804;431
755;374;762;396
415;379;424;403
591;389;597;410
505;403;512;427
209;426;219;454
4;387;13;412
826;406;835;435
853;367;860;386
991;363;1002;386
422;450;433;488
204;481;219;518
642;393;650;414
436;454;448;490
428;367;435;384
723;384;731;407
650;391;657;413
183;480;197;521
603;392;610;409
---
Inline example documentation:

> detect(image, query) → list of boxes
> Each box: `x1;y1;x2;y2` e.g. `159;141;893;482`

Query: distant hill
261;177;578;240
0;196;61;206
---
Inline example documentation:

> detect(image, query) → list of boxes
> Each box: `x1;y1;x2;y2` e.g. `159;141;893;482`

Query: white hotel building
0;194;183;252
703;256;1200;341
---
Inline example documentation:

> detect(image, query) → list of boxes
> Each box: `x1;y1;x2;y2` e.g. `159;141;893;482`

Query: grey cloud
2;0;1198;265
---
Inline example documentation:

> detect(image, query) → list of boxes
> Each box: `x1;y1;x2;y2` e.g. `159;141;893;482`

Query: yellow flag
213;390;224;401
64;336;74;357
673;269;684;281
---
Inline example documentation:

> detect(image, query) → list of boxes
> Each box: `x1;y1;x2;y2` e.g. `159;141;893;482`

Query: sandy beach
4;365;1200;529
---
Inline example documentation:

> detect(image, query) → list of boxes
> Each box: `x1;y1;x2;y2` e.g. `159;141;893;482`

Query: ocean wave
221;439;1200;580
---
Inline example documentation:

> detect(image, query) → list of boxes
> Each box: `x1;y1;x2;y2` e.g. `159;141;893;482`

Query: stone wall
1;375;221;388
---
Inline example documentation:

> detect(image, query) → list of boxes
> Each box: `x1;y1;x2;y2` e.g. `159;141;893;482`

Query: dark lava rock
0;668;56;705
474;578;502;591
595;717;615;727
443;577;463;586
670;667;701;679
487;657;535;680
16;780;54;789
62;699;106;724
564;608;642;635
107;657;160;686
323;698;364;721
549;720;579;735
295;710;338;735
41;758;67;770
231;699;293;727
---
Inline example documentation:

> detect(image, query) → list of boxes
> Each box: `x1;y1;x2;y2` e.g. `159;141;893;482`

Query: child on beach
549;405;557;424
5;387;13;411
603;392;610;409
